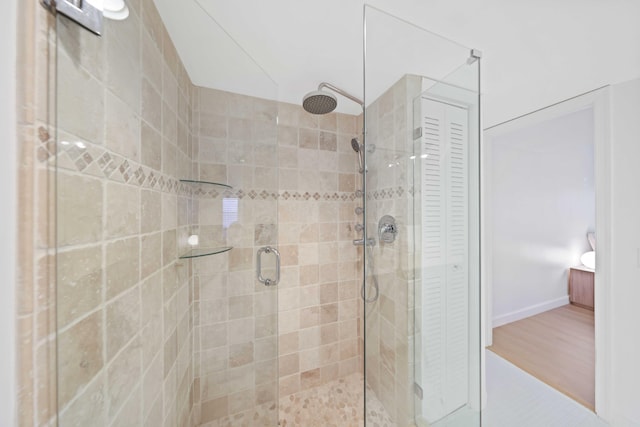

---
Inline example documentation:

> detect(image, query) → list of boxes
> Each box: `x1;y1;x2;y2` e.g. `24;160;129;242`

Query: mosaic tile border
43;129;187;194
366;186;415;200
45;133;415;203
44;134;364;202
190;187;362;202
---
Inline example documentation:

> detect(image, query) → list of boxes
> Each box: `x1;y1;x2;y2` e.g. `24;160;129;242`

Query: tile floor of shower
200;373;395;427
200;351;605;427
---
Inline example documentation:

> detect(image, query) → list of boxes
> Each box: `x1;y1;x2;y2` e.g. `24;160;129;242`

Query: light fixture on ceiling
86;0;130;20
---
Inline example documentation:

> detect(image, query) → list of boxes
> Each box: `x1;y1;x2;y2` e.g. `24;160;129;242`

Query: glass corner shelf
179;246;233;259
180;179;232;189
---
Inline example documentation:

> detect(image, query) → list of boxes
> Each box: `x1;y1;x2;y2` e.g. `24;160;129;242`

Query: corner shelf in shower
179;246;233;259
178;179;233;259
179;179;232;189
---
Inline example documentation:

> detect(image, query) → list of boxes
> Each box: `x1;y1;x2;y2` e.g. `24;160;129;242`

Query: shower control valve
380;223;397;235
378;215;398;244
354;223;364;232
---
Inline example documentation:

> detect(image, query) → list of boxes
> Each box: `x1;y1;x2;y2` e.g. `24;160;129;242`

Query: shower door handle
256;246;280;286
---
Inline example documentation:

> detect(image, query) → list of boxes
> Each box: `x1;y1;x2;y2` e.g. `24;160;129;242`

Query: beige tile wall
17;2;365;427
275;103;363;398
45;0;196;425
364;75;421;426
191;87;363;424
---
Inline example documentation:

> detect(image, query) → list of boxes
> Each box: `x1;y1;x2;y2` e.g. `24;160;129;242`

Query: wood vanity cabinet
568;266;595;310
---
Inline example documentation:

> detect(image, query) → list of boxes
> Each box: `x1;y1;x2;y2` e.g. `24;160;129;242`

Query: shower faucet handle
352;238;376;247
354;223;364;232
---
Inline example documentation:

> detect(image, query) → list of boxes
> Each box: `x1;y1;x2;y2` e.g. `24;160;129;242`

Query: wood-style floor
488;304;595;410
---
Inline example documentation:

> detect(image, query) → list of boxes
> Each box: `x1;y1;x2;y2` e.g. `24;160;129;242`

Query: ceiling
154;0;640;127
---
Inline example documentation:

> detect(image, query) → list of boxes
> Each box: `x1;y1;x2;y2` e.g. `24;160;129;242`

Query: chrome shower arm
318;82;363;107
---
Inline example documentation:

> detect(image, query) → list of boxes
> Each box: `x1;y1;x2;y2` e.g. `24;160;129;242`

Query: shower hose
361;243;380;303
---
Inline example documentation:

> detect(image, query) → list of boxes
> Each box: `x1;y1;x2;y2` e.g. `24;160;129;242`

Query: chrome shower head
302;82;363;115
302;90;338;115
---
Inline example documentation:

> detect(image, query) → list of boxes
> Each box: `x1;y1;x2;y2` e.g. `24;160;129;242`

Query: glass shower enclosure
363;6;481;426
54;0;279;424
52;1;481;426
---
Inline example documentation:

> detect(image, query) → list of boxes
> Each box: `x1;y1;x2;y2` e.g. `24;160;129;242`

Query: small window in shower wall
222;197;239;229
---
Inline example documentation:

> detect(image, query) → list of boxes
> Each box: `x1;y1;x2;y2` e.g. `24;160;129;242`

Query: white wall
0;0;17;426
489;108;595;325
609;78;640;426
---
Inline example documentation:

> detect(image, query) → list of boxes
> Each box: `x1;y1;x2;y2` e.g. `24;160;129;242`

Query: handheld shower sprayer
351;138;365;173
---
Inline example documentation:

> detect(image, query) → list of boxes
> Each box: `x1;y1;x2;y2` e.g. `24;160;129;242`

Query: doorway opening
482;87;611;423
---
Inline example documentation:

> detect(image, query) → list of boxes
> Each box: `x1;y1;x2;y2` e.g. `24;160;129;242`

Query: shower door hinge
413;127;422;140
42;0;103;36
414;382;424;400
467;48;483;64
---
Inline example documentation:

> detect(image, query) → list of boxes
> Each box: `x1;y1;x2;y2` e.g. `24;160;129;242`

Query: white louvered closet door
420;97;469;423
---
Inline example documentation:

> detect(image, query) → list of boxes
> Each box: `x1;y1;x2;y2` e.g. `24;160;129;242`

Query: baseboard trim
492;296;569;327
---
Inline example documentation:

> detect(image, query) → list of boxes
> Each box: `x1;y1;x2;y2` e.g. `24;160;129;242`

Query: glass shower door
363;6;481;426
54;0;279;425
